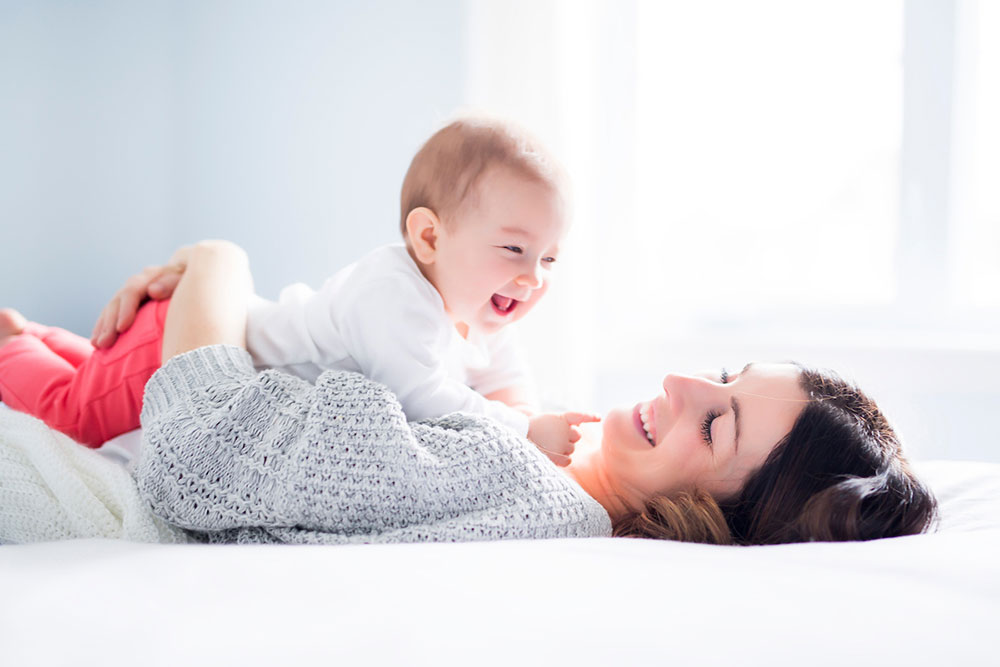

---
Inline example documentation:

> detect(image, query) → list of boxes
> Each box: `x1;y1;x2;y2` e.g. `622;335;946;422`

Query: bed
1;405;998;666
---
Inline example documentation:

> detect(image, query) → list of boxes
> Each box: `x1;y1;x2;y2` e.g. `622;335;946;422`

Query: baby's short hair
399;116;564;237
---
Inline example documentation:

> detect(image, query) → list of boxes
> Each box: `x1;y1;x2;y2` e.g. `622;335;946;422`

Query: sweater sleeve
136;343;494;535
135;344;611;543
466;326;536;399
137;345;311;531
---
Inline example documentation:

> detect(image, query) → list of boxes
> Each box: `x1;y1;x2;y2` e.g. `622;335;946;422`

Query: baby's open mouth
490;294;519;316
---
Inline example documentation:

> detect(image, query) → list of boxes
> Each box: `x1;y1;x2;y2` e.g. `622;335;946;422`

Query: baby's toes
0;308;27;337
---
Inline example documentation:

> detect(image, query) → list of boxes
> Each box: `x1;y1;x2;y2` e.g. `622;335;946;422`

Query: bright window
952;0;1000;310
626;1;902;335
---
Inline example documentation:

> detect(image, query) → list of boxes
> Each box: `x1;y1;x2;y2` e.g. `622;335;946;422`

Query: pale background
2;0;997;462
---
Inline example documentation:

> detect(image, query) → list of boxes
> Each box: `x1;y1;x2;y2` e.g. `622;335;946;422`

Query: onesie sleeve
245;281;348;369
340;278;530;436
466;326;536;399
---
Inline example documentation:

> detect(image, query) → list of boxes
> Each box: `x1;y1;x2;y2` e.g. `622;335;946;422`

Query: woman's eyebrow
731;395;742;454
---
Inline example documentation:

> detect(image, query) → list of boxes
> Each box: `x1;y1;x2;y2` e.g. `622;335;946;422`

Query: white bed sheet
1;460;998;666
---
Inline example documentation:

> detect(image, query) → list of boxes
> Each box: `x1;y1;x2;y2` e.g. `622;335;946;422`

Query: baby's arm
485;385;599;466
471;328;600;466
483;386;597;465
469;326;537;412
339;279;534;435
483;386;534;414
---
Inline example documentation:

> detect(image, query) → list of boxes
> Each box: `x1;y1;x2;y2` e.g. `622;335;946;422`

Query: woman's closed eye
701;409;721;447
700;368;730;447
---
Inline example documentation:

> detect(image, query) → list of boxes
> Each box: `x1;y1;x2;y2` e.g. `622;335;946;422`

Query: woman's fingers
147;266;183;299
89;251;195;350
91;298;121;347
89;309;105;346
91;264;184;348
115;289;143;333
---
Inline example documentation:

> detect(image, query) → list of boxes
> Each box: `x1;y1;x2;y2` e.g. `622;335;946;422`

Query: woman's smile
639;402;656;445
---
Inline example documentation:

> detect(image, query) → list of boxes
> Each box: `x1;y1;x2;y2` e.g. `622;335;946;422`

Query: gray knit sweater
136;345;612;544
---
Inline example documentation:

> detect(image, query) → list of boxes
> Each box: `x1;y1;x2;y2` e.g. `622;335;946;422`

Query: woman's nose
663;373;703;392
661;373;720;407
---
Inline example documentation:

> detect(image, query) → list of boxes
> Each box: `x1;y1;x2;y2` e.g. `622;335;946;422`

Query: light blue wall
0;0;466;332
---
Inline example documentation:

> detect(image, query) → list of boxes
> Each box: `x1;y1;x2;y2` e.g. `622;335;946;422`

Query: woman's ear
405;207;441;265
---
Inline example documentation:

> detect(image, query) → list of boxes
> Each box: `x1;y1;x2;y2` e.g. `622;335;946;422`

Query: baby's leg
0;300;170;447
2;307;96;368
21;322;95;367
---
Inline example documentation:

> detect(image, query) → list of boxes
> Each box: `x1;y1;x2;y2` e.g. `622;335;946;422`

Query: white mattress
1;459;998;666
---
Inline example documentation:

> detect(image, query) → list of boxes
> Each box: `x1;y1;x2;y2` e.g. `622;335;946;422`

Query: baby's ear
405;207;440;264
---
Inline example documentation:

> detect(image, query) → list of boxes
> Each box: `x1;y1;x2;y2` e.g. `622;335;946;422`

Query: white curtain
464;1;1000;462
951;0;1000;310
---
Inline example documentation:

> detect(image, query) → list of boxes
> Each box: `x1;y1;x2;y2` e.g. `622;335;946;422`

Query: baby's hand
527;412;601;467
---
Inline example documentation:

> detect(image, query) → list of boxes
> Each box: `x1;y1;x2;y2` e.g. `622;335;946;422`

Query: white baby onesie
245;244;532;435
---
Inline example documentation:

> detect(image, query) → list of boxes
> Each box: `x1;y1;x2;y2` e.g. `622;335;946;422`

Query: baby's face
432;167;567;335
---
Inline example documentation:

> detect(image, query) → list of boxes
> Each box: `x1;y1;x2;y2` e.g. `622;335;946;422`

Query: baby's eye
502;245;524;254
541;256;556;264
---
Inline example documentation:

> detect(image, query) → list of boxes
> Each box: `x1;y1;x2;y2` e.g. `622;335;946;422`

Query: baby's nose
515;269;543;289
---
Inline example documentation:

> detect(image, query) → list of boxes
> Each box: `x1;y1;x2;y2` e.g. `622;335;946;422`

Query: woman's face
600;362;807;510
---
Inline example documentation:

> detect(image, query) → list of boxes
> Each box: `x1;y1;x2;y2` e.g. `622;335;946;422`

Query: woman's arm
90;240;253;355
159;241;253;363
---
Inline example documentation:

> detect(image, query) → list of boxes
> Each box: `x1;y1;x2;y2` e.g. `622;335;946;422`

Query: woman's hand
90;248;191;348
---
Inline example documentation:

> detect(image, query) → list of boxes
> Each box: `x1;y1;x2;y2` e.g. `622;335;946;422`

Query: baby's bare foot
0;308;27;347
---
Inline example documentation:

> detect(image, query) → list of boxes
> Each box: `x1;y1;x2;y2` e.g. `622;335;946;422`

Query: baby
0;117;592;464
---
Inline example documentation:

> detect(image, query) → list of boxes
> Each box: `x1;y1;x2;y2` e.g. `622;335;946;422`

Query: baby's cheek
529;281;550;306
513;288;547;322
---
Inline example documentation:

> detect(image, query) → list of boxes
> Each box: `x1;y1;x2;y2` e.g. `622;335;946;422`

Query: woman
1;241;937;545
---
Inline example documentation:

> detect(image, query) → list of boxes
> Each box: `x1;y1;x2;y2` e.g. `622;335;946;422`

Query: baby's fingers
545;450;572;467
535;438;575;466
554;438;576;458
563;411;602;426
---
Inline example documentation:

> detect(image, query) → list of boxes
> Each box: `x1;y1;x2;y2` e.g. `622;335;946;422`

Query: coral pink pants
0;299;169;448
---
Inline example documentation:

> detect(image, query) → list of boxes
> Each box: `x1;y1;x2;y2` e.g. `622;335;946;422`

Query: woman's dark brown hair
614;366;939;545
